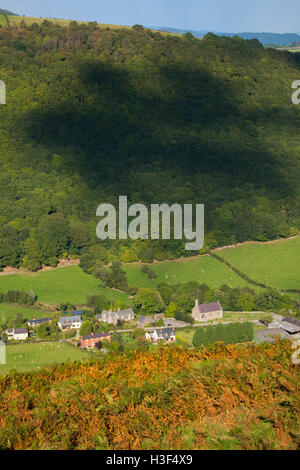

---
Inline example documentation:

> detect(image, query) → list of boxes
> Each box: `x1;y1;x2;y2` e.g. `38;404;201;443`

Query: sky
3;0;300;33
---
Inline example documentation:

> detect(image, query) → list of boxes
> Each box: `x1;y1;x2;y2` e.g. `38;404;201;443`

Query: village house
136;315;153;328
58;315;82;331
6;328;29;341
145;327;176;343
97;308;135;325
79;332;111;349
28;317;53;328
192;300;223;322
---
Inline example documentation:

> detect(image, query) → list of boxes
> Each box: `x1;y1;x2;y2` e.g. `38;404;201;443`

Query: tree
79;320;93;336
134;288;164;314
87;294;110;314
105;262;128;291
79;253;95;274
193;328;208;348
121;248;138;263
259;314;273;326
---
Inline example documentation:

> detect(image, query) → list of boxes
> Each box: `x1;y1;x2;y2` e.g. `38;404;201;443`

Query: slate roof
277;321;300;334
137;315;152;326
154;327;175;339
59;315;81;324
197;301;222;314
28;317;52;326
99;308;135;322
6;328;28;334
282;316;300;328
81;332;111;341
13;328;28;334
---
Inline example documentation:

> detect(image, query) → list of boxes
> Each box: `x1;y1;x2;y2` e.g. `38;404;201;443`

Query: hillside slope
0;9;17;16
0;20;300;269
0;342;298;450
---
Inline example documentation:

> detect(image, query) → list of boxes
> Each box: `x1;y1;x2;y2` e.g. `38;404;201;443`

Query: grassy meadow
124;254;256;289
0;266;131;305
0;341;89;375
217;237;300;291
0;237;298;309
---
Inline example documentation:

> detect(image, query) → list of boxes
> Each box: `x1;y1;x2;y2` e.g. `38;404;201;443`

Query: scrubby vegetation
0;341;298;450
0;20;299;269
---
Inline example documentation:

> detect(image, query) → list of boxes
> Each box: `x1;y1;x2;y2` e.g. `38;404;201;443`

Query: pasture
0;266;132;305
217;237;300;291
124;255;256;289
0;341;89;375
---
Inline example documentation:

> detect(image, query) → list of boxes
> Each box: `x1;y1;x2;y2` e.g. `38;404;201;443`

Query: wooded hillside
0;20;300;268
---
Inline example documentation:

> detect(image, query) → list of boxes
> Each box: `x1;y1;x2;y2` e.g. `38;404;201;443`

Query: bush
193;322;254;347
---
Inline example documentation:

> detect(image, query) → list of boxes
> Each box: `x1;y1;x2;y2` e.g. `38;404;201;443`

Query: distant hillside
0;8;17;16
149;26;300;46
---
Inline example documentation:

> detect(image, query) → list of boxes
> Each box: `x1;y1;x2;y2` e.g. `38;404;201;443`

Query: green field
125;255;257;289
0;266;132;305
0;304;54;323
218;237;300;291
0;341;89;375
0;237;298;309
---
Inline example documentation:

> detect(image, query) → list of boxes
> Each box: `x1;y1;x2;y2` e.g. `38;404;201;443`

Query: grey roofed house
28;317;52;327
136;315;153;328
146;327;176;342
98;308;135;325
255;328;290;343
155;327;175;340
58;315;82;326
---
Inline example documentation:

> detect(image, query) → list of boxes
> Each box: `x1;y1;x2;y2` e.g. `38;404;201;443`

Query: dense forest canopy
0;20;300;269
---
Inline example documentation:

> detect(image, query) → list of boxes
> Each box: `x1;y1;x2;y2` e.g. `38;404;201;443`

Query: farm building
97;308;135;325
58;315;82;331
268;316;300;337
6;328;29;341
255;328;290;343
192;300;223;322
145;328;176;343
79;332;111;349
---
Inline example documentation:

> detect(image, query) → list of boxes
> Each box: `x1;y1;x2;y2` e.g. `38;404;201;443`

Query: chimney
195;299;199;308
117;307;120;312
